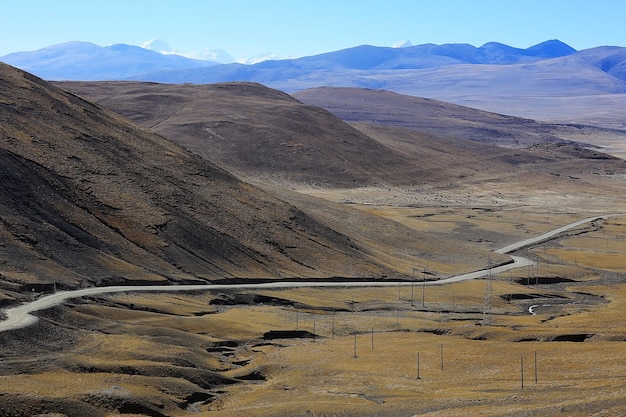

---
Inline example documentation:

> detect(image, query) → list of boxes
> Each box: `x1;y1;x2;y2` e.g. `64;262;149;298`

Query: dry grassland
2;212;623;416
185;214;626;416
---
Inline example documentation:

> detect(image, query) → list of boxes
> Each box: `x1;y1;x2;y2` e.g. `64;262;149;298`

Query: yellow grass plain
1;211;624;417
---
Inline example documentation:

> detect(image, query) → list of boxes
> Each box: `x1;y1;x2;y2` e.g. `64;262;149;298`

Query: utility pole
536;257;539;286
482;258;493;326
411;267;417;306
396;305;400;327
440;343;444;371
527;250;531;286
422;267;426;308
417;352;421;379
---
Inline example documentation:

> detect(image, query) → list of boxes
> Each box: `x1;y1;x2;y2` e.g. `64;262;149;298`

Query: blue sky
2;0;625;60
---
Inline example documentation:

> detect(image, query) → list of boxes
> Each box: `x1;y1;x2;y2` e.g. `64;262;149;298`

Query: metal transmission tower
482;258;493;326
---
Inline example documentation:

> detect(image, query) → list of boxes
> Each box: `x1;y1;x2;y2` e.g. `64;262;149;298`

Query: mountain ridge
0;41;217;81
130;39;579;81
292;86;609;146
6;39;626;128
57;80;626;193
1;39;578;82
1;63;412;299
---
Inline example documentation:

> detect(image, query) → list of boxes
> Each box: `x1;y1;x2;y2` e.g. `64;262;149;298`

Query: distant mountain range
1;39;579;81
3;39;626;126
0;41;217;81
124;40;625;95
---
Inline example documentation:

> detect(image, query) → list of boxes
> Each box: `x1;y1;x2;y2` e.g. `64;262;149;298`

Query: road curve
495;215;607;254
0;215;613;332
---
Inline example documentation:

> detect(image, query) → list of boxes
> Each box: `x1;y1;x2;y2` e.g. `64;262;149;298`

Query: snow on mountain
239;52;287;64
392;40;413;48
181;49;236;63
140;39;235;63
141;38;174;53
0;41;215;81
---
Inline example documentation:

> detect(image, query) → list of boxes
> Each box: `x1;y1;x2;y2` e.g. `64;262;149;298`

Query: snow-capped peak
139;39;235;63
392;40;413;48
141;38;173;53
238;52;286;64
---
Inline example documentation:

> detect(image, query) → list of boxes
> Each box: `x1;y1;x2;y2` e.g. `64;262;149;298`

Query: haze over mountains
4;39;626;128
1;39;578;82
129;40;625;126
0;41;218;81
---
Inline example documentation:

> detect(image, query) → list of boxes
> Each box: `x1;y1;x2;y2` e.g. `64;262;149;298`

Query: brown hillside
55;81;421;188
293;86;621;147
57;81;626;204
0;63;410;299
53;81;626;289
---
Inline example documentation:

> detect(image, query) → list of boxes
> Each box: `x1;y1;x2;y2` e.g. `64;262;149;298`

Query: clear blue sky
2;0;624;60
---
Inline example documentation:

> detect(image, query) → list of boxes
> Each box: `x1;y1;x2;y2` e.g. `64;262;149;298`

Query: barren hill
293;86;626;159
293;87;613;147
55;81;424;188
1;64;413;301
57;81;626;191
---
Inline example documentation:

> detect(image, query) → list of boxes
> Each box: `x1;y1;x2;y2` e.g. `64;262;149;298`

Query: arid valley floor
1;64;626;416
3;200;626;417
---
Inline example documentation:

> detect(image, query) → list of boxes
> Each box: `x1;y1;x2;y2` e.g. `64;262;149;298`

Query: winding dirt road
0;216;609;332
